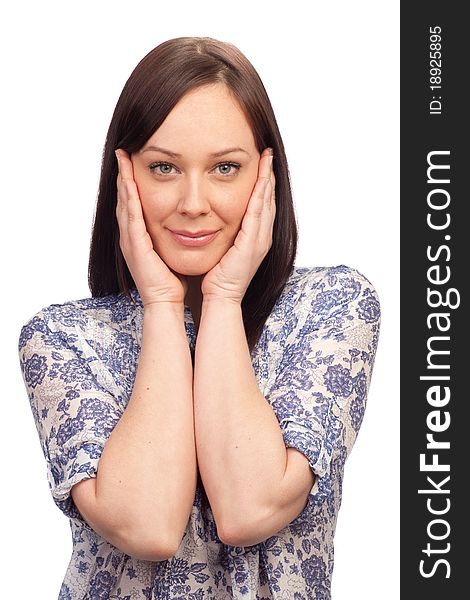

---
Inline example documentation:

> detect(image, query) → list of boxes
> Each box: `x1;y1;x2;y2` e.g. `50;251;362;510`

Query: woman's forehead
144;84;257;153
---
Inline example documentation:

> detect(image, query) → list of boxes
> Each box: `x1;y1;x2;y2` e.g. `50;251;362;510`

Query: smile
169;229;220;247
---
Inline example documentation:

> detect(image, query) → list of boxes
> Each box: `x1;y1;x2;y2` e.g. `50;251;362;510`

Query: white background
1;1;399;598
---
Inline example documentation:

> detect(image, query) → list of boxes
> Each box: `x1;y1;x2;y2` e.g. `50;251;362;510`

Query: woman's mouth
169;229;220;247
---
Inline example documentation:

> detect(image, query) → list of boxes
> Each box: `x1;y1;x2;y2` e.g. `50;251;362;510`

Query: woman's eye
148;161;240;177
215;162;240;176
149;162;176;175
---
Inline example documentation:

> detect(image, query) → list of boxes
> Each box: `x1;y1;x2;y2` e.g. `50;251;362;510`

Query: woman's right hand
115;149;188;307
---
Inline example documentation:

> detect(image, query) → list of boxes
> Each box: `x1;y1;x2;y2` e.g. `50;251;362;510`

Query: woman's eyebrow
140;145;251;158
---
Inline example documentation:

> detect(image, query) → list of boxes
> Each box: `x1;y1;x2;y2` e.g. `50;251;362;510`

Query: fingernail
115;149;121;162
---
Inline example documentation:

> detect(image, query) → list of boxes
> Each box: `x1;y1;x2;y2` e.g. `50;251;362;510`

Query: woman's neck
184;275;203;332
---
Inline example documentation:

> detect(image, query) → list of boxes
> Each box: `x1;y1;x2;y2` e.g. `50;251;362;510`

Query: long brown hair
88;37;297;352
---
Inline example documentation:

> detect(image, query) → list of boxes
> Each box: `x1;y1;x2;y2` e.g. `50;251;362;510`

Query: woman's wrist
200;296;243;325
143;300;186;321
201;295;242;309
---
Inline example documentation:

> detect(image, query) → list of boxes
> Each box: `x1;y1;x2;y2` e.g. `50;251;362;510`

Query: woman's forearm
193;298;288;543
94;302;196;555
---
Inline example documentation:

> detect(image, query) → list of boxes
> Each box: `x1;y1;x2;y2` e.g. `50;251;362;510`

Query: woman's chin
175;267;208;277
166;258;217;277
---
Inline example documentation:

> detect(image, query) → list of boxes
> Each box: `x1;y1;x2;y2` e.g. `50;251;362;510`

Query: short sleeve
265;266;381;508
18;309;123;520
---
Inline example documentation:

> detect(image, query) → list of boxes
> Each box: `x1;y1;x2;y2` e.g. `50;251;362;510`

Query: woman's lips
169;229;219;247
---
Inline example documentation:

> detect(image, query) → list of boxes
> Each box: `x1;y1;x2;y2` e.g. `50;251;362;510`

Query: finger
115;156;126;213
123;178;147;241
245;173;270;221
115;148;134;182
115;148;136;220
115;151;129;242
259;151;275;211
259;150;275;212
115;152;149;247
238;180;274;261
237;148;275;245
243;150;273;221
270;167;276;205
265;153;274;204
257;152;276;248
257;148;273;181
259;176;276;247
115;149;138;219
259;148;276;200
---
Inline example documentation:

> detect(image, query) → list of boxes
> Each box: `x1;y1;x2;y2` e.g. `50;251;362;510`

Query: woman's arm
192;149;314;546
193;298;314;548
72;301;196;561
72;150;196;561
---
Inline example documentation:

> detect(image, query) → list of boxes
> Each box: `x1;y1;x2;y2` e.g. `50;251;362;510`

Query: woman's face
131;83;260;277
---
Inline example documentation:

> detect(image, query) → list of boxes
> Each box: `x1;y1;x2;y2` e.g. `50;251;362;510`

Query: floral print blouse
18;265;380;600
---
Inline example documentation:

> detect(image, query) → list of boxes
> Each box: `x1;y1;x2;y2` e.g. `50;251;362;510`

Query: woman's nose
177;175;211;216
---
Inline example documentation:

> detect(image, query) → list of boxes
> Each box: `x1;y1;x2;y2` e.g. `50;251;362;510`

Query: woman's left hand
201;148;276;303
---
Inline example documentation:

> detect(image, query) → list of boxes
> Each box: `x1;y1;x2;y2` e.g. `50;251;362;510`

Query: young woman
19;37;381;599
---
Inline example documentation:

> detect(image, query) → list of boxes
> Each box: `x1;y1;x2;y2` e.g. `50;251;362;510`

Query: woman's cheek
223;196;248;226
138;185;168;221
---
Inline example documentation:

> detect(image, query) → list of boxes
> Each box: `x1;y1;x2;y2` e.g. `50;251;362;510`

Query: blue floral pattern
18;265;380;599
